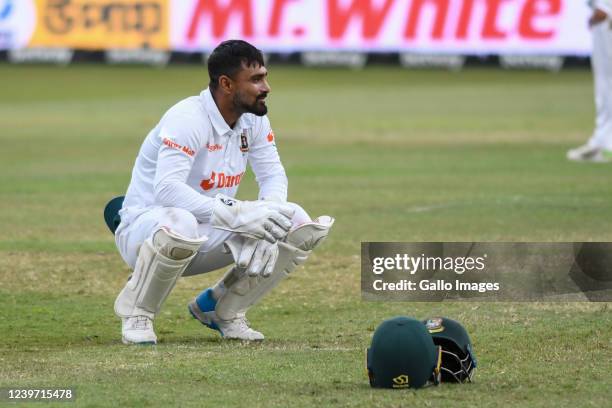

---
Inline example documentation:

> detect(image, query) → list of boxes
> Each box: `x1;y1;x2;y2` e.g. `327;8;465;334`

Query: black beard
234;92;268;116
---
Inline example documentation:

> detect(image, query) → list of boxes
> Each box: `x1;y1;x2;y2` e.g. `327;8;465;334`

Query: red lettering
519;0;560;39
404;0;449;40
482;0;509;39
187;0;253;41
163;138;195;156
268;0;295;36
163;138;178;149
456;0;475;39
206;143;223;152
327;0;394;40
182;146;194;157
218;173;226;188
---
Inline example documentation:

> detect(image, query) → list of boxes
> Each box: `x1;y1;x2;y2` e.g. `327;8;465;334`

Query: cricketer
112;40;334;344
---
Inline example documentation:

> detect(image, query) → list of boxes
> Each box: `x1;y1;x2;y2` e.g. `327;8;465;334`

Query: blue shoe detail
195;288;217;312
189;288;221;333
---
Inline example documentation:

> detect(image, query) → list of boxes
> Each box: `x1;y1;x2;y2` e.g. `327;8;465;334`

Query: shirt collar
201;88;254;136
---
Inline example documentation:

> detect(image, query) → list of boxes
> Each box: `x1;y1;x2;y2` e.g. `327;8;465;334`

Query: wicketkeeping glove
239;238;279;277
211;194;294;243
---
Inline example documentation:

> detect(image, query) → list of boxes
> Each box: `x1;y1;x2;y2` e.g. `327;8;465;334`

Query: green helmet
367;316;441;389
422;317;477;383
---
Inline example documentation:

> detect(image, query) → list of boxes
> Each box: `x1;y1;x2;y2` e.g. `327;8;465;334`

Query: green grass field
0;65;610;407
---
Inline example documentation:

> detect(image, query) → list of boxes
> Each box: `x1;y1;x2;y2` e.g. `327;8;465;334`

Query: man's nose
262;79;271;93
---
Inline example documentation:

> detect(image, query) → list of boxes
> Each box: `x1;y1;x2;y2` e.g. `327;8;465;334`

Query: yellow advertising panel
29;0;169;50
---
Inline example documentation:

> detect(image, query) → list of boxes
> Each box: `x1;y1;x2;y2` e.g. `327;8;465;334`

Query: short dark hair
208;40;265;90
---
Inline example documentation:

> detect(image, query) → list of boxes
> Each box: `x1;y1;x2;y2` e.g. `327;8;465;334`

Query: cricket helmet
103;195;124;234
366;316;441;389
422;317;477;383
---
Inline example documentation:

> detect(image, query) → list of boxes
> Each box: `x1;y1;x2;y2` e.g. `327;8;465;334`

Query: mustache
257;93;268;100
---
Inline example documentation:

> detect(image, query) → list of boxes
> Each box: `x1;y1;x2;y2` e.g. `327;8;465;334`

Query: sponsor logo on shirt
200;171;245;191
206;143;223;152
267;131;274;143
162;137;195;157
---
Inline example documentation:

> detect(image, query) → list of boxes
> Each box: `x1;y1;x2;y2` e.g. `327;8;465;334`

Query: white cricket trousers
589;21;612;150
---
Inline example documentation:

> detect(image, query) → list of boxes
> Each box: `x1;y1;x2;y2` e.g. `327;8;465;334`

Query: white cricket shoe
216;313;265;341
121;316;157;345
567;144;612;162
188;290;264;341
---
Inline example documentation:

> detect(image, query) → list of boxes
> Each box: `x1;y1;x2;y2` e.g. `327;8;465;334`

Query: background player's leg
596;24;612;152
568;23;612;161
589;24;610;148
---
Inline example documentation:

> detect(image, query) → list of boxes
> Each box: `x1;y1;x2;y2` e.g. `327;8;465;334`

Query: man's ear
218;75;233;94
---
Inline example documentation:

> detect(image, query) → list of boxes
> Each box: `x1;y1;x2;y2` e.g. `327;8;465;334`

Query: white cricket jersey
120;88;288;225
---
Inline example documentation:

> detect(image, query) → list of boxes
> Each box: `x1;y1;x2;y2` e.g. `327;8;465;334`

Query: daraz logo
200;171;245;191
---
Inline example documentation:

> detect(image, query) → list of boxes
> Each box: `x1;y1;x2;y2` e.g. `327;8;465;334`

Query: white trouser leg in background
589;22;612;150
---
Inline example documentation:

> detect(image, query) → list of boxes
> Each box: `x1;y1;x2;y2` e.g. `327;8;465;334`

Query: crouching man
112;40;333;344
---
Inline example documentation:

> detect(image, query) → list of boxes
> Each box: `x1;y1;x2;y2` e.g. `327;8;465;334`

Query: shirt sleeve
153;111;216;223
248;116;288;202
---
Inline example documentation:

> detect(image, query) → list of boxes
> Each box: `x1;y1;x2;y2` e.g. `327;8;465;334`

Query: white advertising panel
0;0;595;55
0;0;36;49
170;0;593;55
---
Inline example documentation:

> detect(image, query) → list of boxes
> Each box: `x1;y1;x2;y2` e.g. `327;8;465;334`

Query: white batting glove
211;194;295;243
237;238;279;277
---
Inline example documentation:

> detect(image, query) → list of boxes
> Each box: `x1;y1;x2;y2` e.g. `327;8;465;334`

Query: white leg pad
215;216;334;321
115;227;207;319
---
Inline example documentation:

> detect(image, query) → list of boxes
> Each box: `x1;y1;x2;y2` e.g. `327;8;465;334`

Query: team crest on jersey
240;130;249;152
